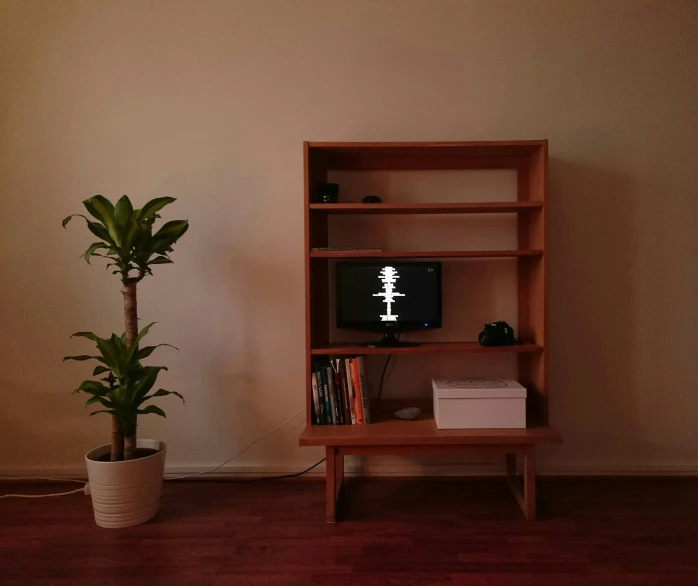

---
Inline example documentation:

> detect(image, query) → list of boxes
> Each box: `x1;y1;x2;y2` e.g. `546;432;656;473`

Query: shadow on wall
545;157;638;467
208;251;306;465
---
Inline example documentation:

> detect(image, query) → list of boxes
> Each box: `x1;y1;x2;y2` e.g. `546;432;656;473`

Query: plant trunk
111;417;124;461
122;280;139;460
123;280;138;346
124;433;137;460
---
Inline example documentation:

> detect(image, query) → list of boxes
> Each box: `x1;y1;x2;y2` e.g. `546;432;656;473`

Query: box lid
432;378;527;399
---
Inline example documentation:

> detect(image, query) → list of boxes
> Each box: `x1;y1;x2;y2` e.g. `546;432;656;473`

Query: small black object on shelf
316;183;339;203
362;195;382;203
478;321;521;346
365;332;420;348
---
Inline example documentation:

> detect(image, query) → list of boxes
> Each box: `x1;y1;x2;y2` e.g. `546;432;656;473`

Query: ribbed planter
85;439;166;529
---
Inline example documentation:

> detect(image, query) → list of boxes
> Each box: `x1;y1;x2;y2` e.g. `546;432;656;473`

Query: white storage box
432;378;527;429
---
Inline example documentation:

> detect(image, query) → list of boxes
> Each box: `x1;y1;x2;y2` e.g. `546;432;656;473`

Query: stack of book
311;356;371;425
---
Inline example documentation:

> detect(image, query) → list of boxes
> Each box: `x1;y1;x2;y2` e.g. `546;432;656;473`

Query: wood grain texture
310;341;543;355
524;143;548;421
305;143;329;426
299;415;562;447
325;446;336;523
302;140;558;520
324;155;527;171
309;202;544;214
524;446;536;520
309;250;544;259
309;140;546;156
2;478;698;585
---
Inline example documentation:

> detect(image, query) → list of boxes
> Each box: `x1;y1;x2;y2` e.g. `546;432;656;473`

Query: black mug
316;183;339;203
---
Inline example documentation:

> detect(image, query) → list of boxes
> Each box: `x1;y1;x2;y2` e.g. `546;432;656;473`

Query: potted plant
63;195;188;528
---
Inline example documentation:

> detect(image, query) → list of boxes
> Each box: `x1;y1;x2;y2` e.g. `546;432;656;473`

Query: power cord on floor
0;486;86;499
238;457;326;483
0;477;87;499
1;408;321;496
167;408;306;481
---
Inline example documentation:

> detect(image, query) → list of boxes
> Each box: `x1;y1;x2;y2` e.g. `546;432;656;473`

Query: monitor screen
336;261;442;333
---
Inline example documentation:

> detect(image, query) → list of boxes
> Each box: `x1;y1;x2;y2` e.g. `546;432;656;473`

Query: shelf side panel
305;143;329;425
518;143;548;422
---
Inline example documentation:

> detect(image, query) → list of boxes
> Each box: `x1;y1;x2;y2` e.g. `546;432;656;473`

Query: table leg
325;446;336;523
523;446;536;520
335;452;344;500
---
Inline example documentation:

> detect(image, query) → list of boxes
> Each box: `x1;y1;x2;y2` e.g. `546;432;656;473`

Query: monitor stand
365;333;421;348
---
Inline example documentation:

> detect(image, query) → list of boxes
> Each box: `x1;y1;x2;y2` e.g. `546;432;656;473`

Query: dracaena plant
63;195;188;461
64;325;183;445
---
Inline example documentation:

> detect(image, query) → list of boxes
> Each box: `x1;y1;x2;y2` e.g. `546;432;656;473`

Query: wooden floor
1;478;697;585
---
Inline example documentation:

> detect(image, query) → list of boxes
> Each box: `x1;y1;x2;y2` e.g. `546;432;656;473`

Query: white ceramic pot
85;439;166;529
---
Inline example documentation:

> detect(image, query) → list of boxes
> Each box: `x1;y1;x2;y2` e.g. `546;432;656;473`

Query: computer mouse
394;407;421;420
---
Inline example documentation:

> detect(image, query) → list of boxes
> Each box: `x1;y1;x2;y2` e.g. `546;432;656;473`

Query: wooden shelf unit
309;249;544;259
308;201;544;214
310;341;544;356
300;140;560;522
300;407;561;447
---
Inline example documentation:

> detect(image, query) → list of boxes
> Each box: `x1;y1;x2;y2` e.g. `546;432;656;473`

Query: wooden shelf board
310;249;543;259
299;411;561;447
310;341;543;355
309;202;543;215
308;141;546;158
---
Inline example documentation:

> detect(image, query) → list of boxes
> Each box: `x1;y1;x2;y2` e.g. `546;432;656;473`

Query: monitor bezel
335;260;443;333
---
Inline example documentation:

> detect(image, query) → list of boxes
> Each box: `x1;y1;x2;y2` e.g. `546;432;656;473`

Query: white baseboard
3;461;698;480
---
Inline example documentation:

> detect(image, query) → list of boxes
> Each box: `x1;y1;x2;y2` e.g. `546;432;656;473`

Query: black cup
317;183;339;203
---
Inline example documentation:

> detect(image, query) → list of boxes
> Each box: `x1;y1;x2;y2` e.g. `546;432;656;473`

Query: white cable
0;487;85;499
0;409;307;489
167;408;306;480
0;476;85;483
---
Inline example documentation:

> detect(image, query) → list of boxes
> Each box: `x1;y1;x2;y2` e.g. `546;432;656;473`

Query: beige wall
1;0;697;477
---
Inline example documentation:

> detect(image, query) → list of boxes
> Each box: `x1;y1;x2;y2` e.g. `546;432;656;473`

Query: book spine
317;368;328;424
356;355;371;424
338;363;352;425
350;358;364;424
325;366;338;424
333;367;345;425
311;371;320;425
344;358;357;424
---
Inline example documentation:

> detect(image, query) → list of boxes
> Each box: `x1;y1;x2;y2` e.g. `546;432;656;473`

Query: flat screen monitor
336;261;442;347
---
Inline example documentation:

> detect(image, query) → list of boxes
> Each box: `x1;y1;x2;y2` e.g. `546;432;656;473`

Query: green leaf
62;214;89;229
138;197;176;221
147;256;173;266
83;196;122;247
95;336;124;377
110;332;127;354
85;395;114;408
93;365;110;376
114;195;133;226
63;354;101;362
82;195;114;221
70;331;101;342
82;242;109;264
89;409;116;417
124;322;156;365
152;220;189;246
124;220;141;250
130;366;161;403
137;343;178;359
144;388;184;403
86;221;113;244
137;405;166;418
75;380;110;396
